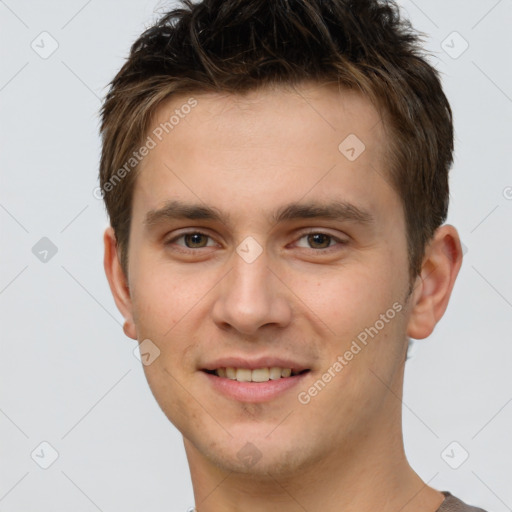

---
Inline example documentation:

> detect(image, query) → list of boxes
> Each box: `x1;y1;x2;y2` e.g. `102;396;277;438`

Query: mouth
200;365;312;403
202;367;311;382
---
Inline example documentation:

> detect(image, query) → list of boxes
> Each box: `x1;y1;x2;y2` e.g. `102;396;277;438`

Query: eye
165;229;348;254
166;231;216;251
294;231;347;251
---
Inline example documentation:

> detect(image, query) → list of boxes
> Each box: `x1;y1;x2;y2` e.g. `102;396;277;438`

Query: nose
211;246;292;335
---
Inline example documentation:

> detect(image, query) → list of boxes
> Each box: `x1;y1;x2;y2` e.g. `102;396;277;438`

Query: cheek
289;257;407;392
129;252;207;335
129;257;213;378
287;259;398;330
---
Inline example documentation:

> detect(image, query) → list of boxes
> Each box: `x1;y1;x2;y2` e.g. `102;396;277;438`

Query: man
98;0;488;510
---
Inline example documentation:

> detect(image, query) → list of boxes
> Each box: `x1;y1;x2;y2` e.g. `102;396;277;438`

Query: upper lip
201;356;310;372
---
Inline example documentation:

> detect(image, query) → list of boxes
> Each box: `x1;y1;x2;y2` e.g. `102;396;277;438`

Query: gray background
1;0;511;510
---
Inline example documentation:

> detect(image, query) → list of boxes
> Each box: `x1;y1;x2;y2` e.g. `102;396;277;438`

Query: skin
104;82;463;512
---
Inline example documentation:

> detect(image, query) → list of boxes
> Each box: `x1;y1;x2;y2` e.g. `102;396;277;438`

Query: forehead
150;82;387;145
134;82;399;230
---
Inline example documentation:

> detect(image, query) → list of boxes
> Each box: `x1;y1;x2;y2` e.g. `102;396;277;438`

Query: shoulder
437;491;489;512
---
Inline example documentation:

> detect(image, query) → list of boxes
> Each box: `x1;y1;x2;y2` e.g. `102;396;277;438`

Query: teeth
269;367;282;380
236;368;252;382
215;367;301;382
251;368;269;382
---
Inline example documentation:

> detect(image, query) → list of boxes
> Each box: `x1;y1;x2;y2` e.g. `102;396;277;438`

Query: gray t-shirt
437;491;488;512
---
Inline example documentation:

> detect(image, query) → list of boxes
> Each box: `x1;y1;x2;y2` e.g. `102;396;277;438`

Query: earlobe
103;227;138;340
406;224;463;340
123;320;137;340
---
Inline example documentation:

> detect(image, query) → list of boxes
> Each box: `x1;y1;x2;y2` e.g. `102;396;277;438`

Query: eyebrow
144;199;375;229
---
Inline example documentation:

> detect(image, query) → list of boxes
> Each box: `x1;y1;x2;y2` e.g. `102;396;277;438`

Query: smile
201;367;311;402
204;367;310;382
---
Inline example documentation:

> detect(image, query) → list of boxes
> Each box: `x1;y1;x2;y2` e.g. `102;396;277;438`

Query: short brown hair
99;0;454;284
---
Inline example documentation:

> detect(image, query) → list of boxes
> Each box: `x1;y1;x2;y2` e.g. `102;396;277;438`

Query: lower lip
201;371;310;403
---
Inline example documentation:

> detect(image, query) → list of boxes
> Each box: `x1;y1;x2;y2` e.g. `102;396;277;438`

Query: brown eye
182;233;209;248
306;233;332;249
295;231;347;251
166;231;216;251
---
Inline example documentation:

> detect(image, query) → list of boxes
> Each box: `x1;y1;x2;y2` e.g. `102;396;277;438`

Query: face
118;83;417;476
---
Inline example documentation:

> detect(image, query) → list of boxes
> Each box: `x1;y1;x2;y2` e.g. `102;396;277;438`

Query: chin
187;426;321;478
211;446;308;477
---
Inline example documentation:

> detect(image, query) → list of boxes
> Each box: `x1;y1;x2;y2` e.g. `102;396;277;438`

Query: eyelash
165;230;348;254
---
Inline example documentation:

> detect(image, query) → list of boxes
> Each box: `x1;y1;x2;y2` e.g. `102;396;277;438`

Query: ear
103;226;137;340
406;224;463;340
